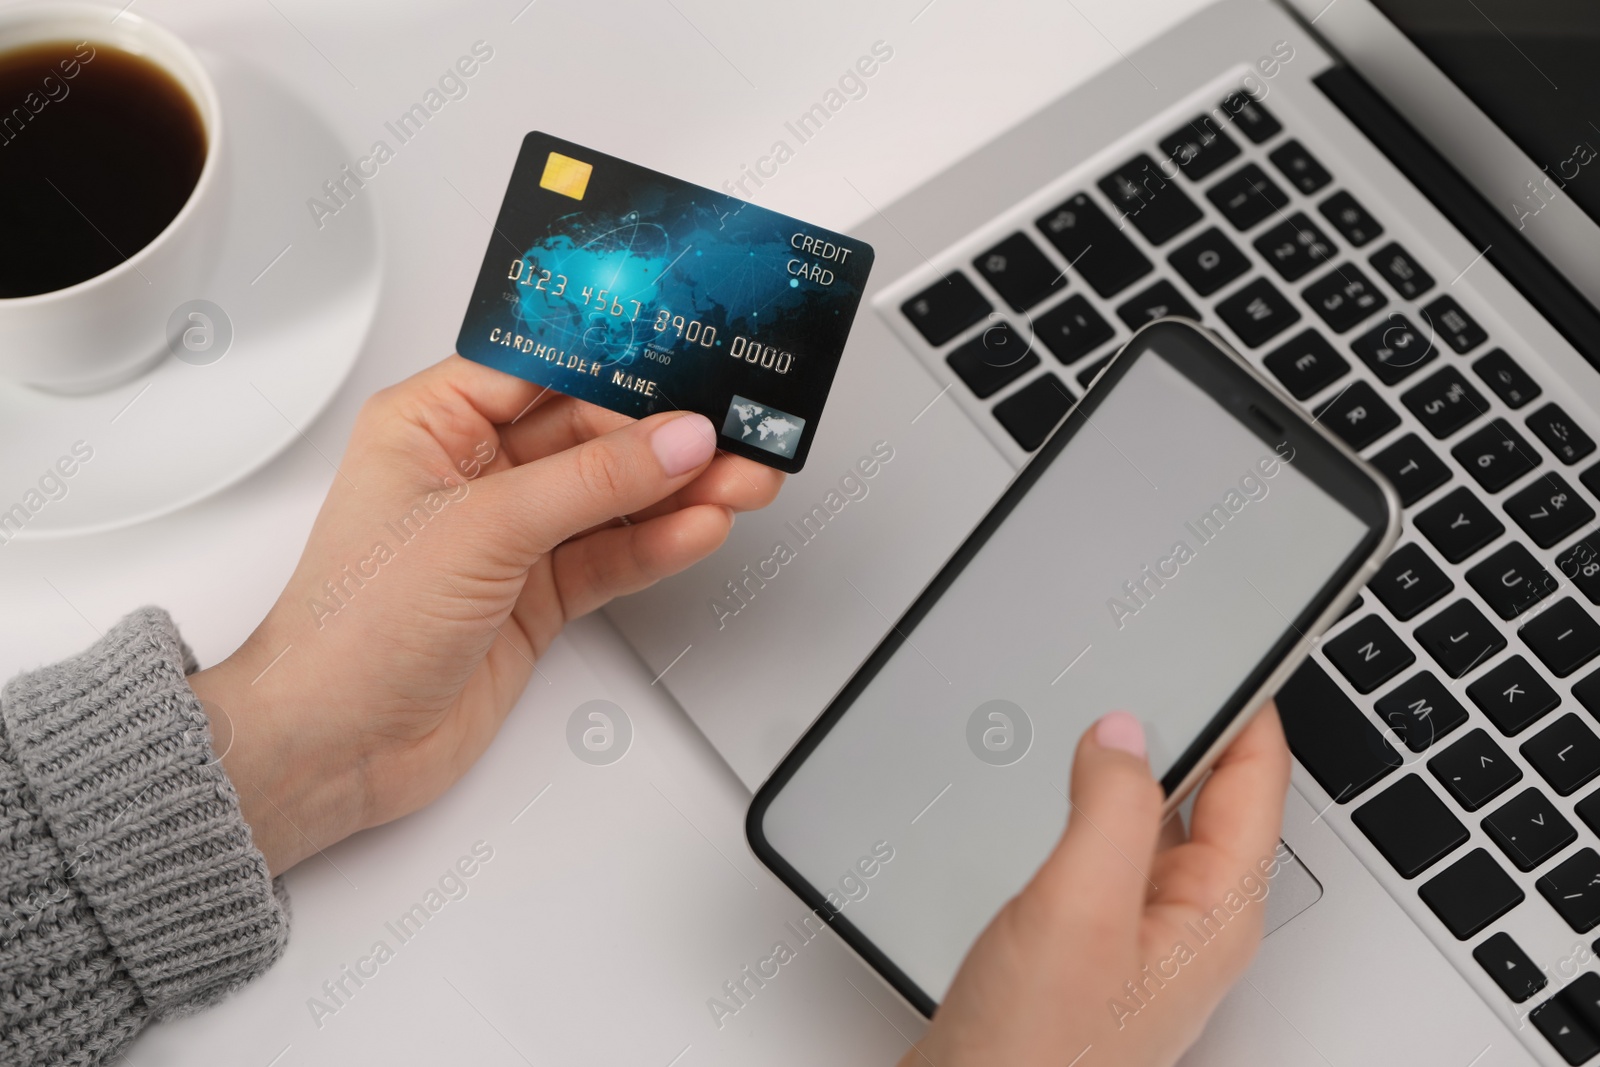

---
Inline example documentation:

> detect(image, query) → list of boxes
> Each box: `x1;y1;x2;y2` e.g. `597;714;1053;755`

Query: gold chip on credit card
539;152;592;200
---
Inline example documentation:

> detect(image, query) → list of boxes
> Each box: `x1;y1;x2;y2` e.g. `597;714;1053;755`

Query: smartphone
745;318;1400;1015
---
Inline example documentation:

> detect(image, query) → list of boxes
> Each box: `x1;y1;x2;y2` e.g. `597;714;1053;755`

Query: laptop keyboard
889;82;1600;1064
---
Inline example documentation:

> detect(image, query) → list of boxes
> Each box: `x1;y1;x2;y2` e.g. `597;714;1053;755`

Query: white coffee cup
0;3;224;393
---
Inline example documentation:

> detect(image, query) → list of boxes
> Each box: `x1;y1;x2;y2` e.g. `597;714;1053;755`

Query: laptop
606;0;1600;1062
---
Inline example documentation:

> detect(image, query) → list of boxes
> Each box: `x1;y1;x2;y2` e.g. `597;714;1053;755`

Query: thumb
476;410;718;565
1025;712;1165;934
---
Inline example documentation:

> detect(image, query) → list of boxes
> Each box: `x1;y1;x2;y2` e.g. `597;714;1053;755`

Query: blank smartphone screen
759;345;1371;1003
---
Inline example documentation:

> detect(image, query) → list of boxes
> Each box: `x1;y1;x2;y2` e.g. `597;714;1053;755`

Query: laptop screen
1369;0;1600;228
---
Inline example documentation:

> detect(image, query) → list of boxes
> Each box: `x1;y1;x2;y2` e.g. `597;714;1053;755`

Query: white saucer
0;56;381;540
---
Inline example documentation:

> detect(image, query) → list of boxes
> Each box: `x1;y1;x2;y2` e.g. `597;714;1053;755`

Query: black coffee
0;40;206;299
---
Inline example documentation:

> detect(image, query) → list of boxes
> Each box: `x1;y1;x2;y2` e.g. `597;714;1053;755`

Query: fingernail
1095;711;1146;759
651;414;716;476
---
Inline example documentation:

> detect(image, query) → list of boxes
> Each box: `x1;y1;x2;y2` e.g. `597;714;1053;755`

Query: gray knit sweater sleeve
1;607;289;1066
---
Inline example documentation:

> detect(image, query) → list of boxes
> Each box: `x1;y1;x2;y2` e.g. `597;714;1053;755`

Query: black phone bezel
745;319;1394;1017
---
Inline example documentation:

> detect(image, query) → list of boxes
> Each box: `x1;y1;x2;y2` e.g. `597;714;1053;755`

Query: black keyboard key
1369;242;1435;300
1431;728;1522;810
1483;787;1576;871
1216;277;1301;347
1467;654;1560;735
1158;114;1241;182
972;232;1065;312
1353;315;1439;386
1420;848;1525;939
1421;295;1488;354
1576;783;1600;834
1341;594;1365;621
1559;536;1600;606
1036;193;1152;298
1523;597;1600;677
1370;433;1450;507
1352;774;1467;878
1314;380;1399;450
1319;190;1383;247
1269;139;1332;195
1523;714;1600;796
902;274;991;346
1401;366;1488;436
1453;419;1542;493
1474;349;1541;409
1207;163;1288;231
1097;154;1202;245
1474;931;1547;1002
1324;614;1416;693
1560;970;1600;1040
1415;486;1505;563
1369;543;1453;621
1376;671;1467;752
1034;294;1115;365
1528;403;1598;466
1541;849;1600;934
1168;227;1249;297
945;322;1040;399
1506;473;1595;548
1466;543;1559;620
1547;1000;1600;1067
1253;213;1335;283
1585;463;1600;503
1220;90;1281;144
1416;599;1507;678
1275;658;1400;803
1115;279;1199;331
1532;994;1600;1065
1264;329;1348;400
993;374;1074;452
1304;265;1389;333
1075;352;1114;391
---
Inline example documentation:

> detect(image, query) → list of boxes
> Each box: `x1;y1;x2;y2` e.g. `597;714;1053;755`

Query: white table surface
1;0;1210;1062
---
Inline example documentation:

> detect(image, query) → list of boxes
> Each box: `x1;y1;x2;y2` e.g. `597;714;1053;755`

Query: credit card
455;131;876;473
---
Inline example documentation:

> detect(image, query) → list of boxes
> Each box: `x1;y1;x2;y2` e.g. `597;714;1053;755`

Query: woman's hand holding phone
901;703;1292;1067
